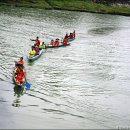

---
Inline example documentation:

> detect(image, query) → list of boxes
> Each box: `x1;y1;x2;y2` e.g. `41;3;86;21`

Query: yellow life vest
39;44;45;49
29;49;36;56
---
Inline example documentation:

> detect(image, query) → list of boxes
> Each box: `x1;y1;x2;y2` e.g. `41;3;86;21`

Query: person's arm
30;39;36;41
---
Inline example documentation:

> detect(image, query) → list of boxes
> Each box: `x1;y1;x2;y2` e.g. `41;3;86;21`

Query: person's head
56;38;59;41
36;36;39;39
42;42;45;44
35;45;38;48
20;57;23;61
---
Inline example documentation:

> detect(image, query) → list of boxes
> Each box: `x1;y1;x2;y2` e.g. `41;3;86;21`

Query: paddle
30;39;35;41
25;81;31;89
24;76;31;89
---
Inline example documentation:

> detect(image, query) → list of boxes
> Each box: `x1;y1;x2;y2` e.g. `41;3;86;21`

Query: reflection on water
0;6;130;129
12;85;24;107
13;85;24;98
12;98;21;107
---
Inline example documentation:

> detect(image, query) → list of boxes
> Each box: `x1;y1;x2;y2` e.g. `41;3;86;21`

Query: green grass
0;0;130;16
0;0;51;9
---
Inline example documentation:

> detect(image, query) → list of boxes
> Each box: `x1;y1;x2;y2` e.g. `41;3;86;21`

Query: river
0;6;130;129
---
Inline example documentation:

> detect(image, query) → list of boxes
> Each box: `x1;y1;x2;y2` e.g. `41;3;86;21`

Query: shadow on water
88;27;118;36
12;85;24;107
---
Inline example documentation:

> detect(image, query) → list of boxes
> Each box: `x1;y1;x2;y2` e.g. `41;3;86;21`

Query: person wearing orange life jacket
34;45;39;55
17;57;24;65
15;57;24;70
15;67;25;84
14;57;24;79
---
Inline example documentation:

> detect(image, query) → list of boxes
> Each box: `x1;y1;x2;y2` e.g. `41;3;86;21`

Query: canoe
45;42;70;48
28;48;46;61
13;67;26;87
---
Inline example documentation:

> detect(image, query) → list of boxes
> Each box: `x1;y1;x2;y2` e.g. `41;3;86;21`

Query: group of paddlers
14;30;75;85
29;37;46;57
50;30;75;46
64;30;75;39
29;30;75;56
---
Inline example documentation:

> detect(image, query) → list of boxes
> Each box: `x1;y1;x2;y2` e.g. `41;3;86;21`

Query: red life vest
16;71;25;83
63;40;68;45
35;39;40;46
64;34;69;39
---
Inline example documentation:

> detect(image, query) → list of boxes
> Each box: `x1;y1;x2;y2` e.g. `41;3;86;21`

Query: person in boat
15;57;24;68
39;42;46;50
73;30;75;38
63;38;68;45
34;36;40;47
54;38;60;46
29;46;36;57
69;33;73;39
64;33;69;39
34;45;40;55
50;39;55;46
17;57;24;64
15;66;25;84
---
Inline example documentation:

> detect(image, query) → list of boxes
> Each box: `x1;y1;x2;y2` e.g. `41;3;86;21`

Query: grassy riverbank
0;0;130;16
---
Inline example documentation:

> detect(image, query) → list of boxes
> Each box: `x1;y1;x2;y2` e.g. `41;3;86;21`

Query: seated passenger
15;57;24;68
54;38;59;46
63;39;68;45
69;33;73;39
34;45;39;55
29;46;36;57
39;42;46;50
50;40;55;46
15;67;25;84
64;33;69;39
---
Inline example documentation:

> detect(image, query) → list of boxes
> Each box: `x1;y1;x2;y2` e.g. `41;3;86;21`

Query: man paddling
31;36;41;47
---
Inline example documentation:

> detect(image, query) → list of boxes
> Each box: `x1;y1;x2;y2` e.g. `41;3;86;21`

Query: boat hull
28;48;46;61
45;42;70;48
68;37;75;42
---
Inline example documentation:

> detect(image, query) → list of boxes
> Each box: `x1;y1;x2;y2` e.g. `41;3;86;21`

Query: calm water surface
0;6;130;129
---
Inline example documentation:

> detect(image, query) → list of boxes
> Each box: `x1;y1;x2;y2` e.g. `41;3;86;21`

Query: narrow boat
28;48;46;61
45;42;70;48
